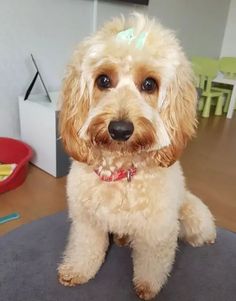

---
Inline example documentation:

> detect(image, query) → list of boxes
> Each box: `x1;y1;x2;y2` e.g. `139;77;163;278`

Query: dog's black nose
108;120;134;141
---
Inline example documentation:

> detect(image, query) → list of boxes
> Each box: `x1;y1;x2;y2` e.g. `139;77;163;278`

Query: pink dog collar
94;166;137;182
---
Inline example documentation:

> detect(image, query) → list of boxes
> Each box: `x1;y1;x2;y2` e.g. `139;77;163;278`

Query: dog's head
60;14;197;167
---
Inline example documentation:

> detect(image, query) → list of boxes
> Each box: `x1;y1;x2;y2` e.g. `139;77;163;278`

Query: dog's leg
179;191;216;247
58;219;108;286
132;229;178;300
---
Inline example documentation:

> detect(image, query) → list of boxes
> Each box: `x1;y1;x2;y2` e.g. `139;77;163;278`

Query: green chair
212;82;232;113
219;57;236;79
215;57;236;113
191;57;224;118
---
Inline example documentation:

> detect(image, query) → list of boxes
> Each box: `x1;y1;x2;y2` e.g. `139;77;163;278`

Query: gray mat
0;212;236;301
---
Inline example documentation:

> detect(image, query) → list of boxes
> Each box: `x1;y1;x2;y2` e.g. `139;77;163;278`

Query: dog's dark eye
96;74;112;90
141;78;157;93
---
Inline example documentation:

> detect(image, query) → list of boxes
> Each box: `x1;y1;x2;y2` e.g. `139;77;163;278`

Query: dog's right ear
59;64;93;164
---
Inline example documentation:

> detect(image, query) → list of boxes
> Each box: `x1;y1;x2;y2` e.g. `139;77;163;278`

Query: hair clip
116;28;148;49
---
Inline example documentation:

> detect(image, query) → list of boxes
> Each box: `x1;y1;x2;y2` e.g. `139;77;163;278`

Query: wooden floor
0;115;236;236
0;166;67;236
181;114;236;233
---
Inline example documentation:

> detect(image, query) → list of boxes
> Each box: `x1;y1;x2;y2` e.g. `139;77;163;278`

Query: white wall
148;0;230;58
0;0;94;138
97;0;147;26
221;0;236;56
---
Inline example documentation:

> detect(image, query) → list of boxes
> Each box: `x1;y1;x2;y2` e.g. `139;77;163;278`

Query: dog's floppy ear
153;61;197;167
59;63;93;164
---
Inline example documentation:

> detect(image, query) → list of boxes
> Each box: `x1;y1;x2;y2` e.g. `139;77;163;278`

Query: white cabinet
19;92;70;177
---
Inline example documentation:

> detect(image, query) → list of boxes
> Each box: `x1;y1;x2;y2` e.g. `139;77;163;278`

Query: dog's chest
68;163;177;234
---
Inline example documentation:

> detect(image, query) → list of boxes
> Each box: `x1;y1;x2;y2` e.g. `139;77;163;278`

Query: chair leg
223;92;232;113
215;96;223;116
202;96;211;118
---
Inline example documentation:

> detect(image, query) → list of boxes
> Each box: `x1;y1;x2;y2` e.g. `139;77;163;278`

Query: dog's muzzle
108;120;134;141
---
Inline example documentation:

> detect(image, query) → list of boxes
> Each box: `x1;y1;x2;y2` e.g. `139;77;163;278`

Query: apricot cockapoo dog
58;13;216;300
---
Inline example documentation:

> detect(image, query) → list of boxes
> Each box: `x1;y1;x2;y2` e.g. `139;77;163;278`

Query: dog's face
60;14;197;167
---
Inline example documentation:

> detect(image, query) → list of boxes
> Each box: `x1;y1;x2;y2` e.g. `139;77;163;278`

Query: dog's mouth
87;116;156;153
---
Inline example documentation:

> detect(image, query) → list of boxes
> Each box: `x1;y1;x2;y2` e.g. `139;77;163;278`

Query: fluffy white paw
58;264;89;287
134;282;157;300
113;234;130;247
185;229;216;247
179;192;217;247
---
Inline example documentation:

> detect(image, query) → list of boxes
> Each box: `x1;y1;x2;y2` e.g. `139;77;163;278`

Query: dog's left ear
153;60;197;167
59;64;94;164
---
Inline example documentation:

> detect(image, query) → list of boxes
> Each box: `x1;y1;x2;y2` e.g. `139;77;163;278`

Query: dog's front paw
134;282;157;300
58;264;89;287
179;191;217;247
185;230;216;247
113;234;130;247
182;220;217;247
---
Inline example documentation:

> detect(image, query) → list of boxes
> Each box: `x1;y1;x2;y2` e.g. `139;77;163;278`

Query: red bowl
0;137;33;194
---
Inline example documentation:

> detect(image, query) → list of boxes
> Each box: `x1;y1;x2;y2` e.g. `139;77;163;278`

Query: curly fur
58;13;216;300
